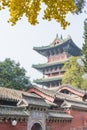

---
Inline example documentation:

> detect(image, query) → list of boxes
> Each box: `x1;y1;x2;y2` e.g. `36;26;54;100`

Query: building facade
32;35;81;88
0;85;87;130
0;35;87;130
28;84;87;130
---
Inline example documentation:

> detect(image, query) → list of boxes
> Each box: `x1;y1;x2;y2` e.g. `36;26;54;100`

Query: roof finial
56;33;58;39
60;35;63;39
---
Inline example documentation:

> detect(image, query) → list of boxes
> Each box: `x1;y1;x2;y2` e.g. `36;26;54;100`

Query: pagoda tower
32;35;82;88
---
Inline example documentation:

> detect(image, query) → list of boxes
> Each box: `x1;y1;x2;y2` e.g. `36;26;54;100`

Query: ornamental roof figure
51;34;61;45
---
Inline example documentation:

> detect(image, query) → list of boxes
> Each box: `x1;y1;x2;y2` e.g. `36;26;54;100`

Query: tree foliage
0;58;31;90
82;77;87;90
74;0;86;14
0;0;86;29
62;57;84;88
82;19;87;72
62;20;87;90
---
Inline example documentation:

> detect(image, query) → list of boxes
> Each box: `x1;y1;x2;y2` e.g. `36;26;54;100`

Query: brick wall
46;121;71;130
0;121;27;130
46;109;87;130
1;109;87;130
70;109;87;129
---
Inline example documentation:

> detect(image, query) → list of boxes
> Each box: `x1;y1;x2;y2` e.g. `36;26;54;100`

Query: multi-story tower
32;35;81;88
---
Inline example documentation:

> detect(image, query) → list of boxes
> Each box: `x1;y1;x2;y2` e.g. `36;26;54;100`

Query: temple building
1;35;87;130
32;35;81;88
0;84;87;130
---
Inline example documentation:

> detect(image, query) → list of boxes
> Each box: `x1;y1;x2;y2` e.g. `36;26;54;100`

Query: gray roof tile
47;110;73;119
0;105;29;117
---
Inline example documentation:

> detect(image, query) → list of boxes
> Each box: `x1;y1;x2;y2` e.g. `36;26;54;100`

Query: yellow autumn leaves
42;0;76;29
0;0;77;29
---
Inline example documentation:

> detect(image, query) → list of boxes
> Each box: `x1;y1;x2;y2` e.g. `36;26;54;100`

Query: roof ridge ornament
60;35;62;39
56;33;58;39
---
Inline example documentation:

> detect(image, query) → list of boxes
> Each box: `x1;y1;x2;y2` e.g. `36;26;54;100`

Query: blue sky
0;7;87;82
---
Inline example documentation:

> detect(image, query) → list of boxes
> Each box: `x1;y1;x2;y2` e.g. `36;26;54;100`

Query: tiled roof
47;110;73;119
48;84;85;94
32;59;68;69
0;86;42;102
45;100;57;107
23;95;49;107
34;76;62;84
33;36;81;53
53;90;83;103
32;85;78;101
31;86;68;99
33;36;70;50
0;86;55;108
30;85;84;103
0;105;29;117
61;100;87;110
0;87;21;101
31;85;56;97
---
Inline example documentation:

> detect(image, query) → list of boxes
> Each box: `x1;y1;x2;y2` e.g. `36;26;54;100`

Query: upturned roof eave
34;77;62;84
61;100;87;111
32;60;68;70
33;38;70;51
33;38;81;56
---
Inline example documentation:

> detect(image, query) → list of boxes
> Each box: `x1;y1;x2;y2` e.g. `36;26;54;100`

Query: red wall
1;109;87;130
48;53;67;62
46;121;71;130
46;109;87;130
0;121;27;130
70;109;87;129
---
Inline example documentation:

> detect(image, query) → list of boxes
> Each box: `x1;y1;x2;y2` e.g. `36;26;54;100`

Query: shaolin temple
32;34;81;87
0;35;87;130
